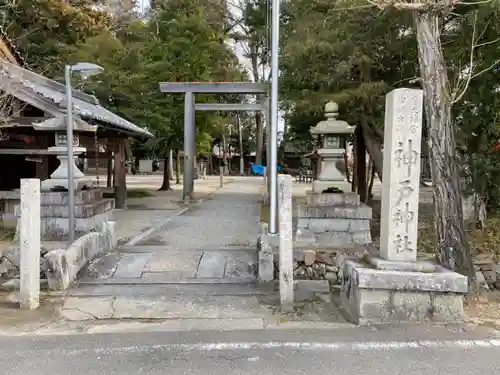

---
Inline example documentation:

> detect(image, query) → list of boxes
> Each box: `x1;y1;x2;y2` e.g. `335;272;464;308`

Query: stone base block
15;198;114;218
305;191;360;206
312;180;351;194
14;190;115;241
298;217;370;233
294;228;317;247
340;259;468;325
40;189;104;206
41;177;95;192
296;203;372;220
39;211;113;241
294;228;371;248
368;256;437;273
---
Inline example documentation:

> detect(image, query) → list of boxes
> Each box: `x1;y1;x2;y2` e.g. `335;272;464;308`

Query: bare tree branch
454;0;493;4
451;11;500;104
452;12;478;104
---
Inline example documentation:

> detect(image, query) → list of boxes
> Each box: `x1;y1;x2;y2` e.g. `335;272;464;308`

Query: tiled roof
0;60;153;138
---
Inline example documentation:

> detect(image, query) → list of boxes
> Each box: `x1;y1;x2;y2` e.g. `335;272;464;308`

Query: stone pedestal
340;258;468;324
41;146;94;192
15;189;114;241
295;102;370;248
295;190;372;247
340;88;468;325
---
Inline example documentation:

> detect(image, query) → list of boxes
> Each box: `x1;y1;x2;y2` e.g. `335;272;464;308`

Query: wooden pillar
106;147;113;188
355;125;367;202
36;136;49;181
114;138;127;209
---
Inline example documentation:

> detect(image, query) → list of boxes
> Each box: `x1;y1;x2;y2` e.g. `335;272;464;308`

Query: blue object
251;163;280;175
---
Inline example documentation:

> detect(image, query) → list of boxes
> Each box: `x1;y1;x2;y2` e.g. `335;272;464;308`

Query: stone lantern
309;101;355;193
41;131;93;191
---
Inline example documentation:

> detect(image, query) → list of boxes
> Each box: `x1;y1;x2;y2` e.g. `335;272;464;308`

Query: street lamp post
65;62;104;245
269;0;280;234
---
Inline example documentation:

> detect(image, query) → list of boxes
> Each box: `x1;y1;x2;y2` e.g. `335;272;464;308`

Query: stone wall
44;221;117;290
274;249;342;285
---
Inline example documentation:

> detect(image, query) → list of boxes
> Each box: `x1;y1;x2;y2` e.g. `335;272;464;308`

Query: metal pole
183;92;195;203
65;65;75;245
270;0;280;236
220;166;224;187
266;97;271;197
237;113;244;175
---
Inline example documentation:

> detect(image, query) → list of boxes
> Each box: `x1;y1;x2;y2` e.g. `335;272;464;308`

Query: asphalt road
1;327;500;375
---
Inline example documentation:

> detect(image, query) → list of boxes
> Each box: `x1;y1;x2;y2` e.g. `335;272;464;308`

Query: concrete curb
0;318;358;337
124;180;232;246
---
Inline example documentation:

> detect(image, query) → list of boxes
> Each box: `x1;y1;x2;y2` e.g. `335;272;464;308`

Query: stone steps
58;294;275;322
61;283;268;297
77;275;257;285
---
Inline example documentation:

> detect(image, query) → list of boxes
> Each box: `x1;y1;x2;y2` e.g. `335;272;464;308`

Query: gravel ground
136;177;262;250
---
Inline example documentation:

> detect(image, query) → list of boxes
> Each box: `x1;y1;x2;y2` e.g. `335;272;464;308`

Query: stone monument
295;102;372;248
340;88;468;324
14;131;115;241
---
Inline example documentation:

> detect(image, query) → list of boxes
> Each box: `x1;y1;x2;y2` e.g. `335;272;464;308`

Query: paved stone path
77;177;262;285
58;177;271;324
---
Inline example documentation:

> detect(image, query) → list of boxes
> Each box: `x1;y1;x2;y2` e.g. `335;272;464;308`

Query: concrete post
184;92;195;201
219;166;224;188
278;174;294;312
20;178;41;310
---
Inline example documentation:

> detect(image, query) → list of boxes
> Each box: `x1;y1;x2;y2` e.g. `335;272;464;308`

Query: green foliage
2;0;111;75
5;0;247;159
280;0;500;214
280;0;417;138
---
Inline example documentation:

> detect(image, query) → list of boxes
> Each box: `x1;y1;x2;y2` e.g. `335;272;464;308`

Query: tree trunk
351;140;358;193
355;125;367;200
414;11;474;279
250;43;264;166
345;152;351;183
367;159;376;201
158;156;171;191
175;150;181;184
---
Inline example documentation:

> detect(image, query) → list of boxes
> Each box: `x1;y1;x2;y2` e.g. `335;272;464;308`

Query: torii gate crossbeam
158;82;276;232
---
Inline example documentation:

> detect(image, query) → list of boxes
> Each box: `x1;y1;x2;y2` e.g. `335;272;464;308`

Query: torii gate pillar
159;82;268;203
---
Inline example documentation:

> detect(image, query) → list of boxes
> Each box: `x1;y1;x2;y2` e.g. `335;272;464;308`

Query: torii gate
158;82;270;202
